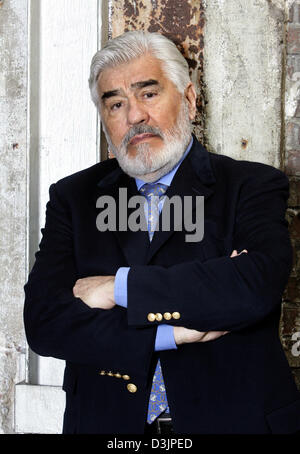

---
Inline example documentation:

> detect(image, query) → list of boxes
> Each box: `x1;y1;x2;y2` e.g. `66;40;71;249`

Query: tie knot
139;183;168;201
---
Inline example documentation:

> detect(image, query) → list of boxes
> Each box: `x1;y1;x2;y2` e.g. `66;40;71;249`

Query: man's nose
127;98;149;125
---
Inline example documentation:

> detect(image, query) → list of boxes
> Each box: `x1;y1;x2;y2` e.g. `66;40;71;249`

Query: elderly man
24;31;300;434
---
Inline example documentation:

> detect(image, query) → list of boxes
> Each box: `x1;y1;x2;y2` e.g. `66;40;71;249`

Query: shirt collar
135;136;193;191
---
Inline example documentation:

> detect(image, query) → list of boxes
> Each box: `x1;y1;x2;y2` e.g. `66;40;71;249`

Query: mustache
121;125;164;148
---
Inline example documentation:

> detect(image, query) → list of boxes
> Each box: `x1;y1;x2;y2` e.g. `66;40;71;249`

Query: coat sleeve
23;183;156;372
126;165;293;332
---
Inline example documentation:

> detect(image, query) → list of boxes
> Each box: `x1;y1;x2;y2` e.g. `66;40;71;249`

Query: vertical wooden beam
108;0;205;142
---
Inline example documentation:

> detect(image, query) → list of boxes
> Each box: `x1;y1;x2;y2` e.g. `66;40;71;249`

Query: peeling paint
286;68;300;119
266;0;285;22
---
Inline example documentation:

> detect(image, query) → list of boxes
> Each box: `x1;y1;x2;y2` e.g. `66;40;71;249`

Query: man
24;31;300;434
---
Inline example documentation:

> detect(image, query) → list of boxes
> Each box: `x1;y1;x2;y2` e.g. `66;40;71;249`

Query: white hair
88;30;191;108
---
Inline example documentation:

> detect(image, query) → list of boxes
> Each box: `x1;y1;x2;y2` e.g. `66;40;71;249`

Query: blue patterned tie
139;182;170;424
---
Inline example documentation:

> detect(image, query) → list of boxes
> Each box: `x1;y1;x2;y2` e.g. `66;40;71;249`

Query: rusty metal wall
107;0;205;143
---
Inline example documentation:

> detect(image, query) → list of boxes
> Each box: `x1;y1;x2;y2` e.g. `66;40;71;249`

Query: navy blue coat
24;137;300;434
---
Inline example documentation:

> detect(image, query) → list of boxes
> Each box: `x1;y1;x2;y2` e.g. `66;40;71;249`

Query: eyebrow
101;89;121;100
101;79;159;101
130;79;159;89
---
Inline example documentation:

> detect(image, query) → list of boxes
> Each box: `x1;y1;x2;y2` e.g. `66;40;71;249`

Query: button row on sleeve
147;312;181;322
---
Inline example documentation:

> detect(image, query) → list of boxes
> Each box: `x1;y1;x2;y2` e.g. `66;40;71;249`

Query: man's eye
143;92;157;99
111;102;122;111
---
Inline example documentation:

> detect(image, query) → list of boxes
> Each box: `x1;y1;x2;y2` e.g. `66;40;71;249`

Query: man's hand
230;249;248;258
73;276;115;309
174;248;248;345
173;326;229;345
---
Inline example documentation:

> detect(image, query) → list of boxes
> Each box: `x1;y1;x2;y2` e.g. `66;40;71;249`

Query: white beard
102;99;193;183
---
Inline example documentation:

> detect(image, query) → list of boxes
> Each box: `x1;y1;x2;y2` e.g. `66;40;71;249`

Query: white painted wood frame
15;0;102;434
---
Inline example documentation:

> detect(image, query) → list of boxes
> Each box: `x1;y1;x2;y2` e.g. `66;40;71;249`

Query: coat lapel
146;138;216;263
95;161;150;266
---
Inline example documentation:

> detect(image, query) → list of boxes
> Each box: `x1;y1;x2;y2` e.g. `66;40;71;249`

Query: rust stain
12;143;19;150
111;0;206;143
241;138;248;149
0;0;4;7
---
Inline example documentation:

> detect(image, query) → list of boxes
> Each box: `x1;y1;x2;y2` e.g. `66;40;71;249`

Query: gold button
163;312;172;320
127;383;137;393
114;373;121;378
155;313;163;321
172;312;181;320
107;371;113;376
147;313;156;322
122;374;130;380
99;370;106;375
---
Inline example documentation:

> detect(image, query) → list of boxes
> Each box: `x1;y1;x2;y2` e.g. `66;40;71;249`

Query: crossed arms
72;249;247;346
23;164;292;369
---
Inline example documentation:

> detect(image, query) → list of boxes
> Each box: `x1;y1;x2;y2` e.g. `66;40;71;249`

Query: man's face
97;54;196;181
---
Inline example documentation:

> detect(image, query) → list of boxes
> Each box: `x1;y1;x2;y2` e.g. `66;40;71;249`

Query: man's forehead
97;54;166;94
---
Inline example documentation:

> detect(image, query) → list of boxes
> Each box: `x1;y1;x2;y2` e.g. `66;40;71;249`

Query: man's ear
184;83;197;121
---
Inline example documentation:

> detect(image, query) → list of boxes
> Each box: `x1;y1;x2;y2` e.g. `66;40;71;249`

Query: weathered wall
282;0;300;389
204;0;285;166
109;0;288;167
0;0;28;433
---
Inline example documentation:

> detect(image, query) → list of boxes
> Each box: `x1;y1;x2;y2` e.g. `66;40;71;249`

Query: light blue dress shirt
114;137;193;351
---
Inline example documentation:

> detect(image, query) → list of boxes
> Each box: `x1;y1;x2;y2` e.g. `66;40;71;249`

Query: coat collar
95;136;216;265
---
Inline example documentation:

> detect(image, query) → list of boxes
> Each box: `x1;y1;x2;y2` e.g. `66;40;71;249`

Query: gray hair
88;30;191;108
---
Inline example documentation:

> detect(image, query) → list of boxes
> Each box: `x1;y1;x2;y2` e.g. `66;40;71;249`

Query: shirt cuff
155;324;177;351
114;267;130;308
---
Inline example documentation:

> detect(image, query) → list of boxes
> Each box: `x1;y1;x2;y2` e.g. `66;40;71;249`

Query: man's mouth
129;133;158;146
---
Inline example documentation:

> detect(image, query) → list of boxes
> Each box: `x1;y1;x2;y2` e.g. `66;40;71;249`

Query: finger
73;284;82;297
230;249;248;258
199;332;216;342
73;285;81;295
196;331;207;341
187;329;206;342
200;331;229;342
